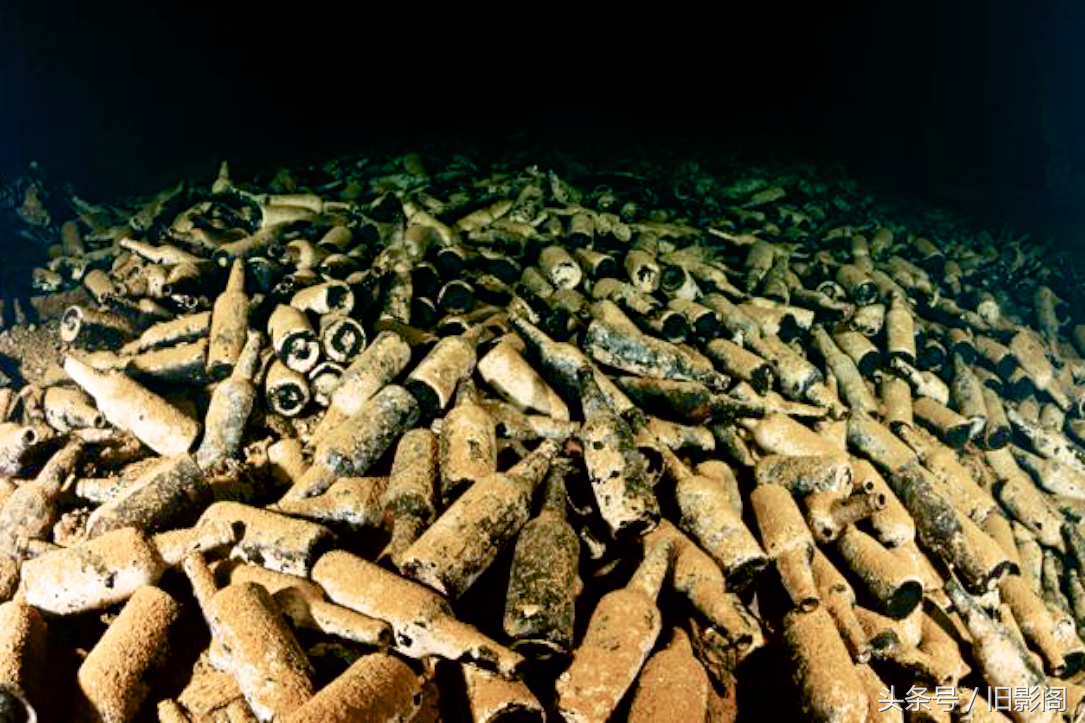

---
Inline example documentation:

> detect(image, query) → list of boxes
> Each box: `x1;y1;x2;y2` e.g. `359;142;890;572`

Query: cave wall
0;1;1082;253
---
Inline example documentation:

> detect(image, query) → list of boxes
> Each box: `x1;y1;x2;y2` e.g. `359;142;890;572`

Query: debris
0;148;1083;720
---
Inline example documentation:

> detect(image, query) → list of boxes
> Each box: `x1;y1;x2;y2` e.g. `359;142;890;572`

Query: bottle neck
577;367;611;419
225;258;246;295
667;627;695;657
539;461;572;518
945;578;997;639
1009;446;1045;475
232;331;263;382
658;444;693;484
453;378;482;408
627;537;673;601
508;313;554;355
952;353;970;377
812;327;842;362
460;323;487;348
508;439;561;491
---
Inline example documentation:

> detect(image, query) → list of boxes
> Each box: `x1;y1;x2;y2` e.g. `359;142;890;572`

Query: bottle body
207;259;249;379
64;355;201;457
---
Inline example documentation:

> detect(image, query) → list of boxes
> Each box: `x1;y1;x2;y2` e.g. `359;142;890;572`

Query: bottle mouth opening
884;580;923;619
659;265;687;292
1061;652;1085;678
0;683;37;723
866;629;901;655
436;318;468;337
323;320;364;362
593;258;618;279
852;282;878;306
59;307;84;342
613;515;660;542
728;630;756;653
510;637;570;663
405;381;441;423
748;366;774;395
438;282;474;314
856;351;882;377
943;424;971;449
984;426;1010;450
728;558;770;595
324;285;351;313
986;560;1019;588
269;383;308;417
693;315;721;340
659;313;689;343
409;299;439;330
284;339;320;374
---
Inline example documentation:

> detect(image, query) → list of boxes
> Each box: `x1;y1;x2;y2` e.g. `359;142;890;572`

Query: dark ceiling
1;1;1080;248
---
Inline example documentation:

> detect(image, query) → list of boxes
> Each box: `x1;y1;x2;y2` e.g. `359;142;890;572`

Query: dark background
0;1;1081;249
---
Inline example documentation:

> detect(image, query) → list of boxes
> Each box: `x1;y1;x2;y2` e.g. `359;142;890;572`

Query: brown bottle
950;352;988;439
312;550;525;677
811;326;878;414
663;444;767;591
783;606;869;723
834;524;923;618
540;244;584;289
318;313;366;363
579;369;660;538
42;385;105;432
207;259;250;380
508;313;632;414
477;336;570;420
1010;329;1071;410
283;652;422;723
268;304;321;375
315;330;413;437
584;300;729;389
884;292;916;365
184;556;315;721
398;439;560;599
747;332;844;417
60;305;138;350
196;330;262;469
64;355;201;457
810;548;872;663
379;429;439;566
20;522;234;614
0;438;83;556
503;462;580;659
0;597;47;720
627;628;711;723
556;536;673;723
945;577;1052;718
751;483;820;611
273;476;388;532
77;585;181;723
286;384;420;500
265;358;311;418
406;325;486;418
647;520;764;656
83;453;210;538
438;380;497;506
